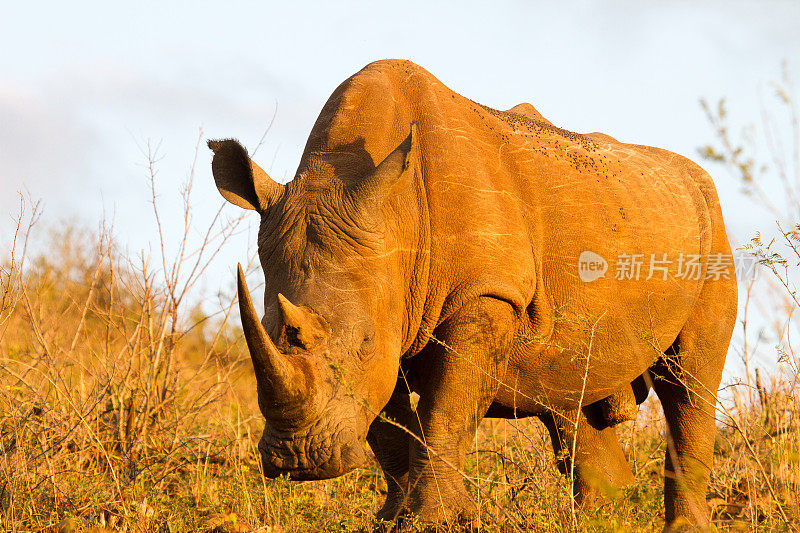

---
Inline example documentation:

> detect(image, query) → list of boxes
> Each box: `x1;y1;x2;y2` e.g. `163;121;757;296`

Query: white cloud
0;59;319;249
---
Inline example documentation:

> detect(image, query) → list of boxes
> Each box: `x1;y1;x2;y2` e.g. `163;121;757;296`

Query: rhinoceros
209;59;736;529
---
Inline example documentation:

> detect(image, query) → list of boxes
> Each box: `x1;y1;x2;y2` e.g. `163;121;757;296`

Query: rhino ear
349;123;417;209
208;139;284;211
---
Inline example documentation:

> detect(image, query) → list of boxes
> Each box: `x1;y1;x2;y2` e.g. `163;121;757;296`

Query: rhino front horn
236;264;311;406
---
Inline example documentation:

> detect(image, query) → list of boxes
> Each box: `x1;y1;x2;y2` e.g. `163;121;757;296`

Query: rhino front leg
367;381;415;521
405;297;512;526
539;409;634;507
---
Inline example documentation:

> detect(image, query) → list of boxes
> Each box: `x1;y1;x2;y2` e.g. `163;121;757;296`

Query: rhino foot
402;490;477;531
374;482;476;531
375;483;407;523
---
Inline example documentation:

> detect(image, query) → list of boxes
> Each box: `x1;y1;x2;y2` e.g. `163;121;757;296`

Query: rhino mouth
258;417;367;480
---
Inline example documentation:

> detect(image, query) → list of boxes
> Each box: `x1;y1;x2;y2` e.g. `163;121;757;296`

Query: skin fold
209;59;737;530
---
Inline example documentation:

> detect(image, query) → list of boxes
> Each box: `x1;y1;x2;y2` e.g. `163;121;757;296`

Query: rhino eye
359;333;376;360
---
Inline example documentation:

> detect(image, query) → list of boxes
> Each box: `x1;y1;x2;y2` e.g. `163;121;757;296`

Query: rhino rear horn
209;139;284;211
277;294;331;350
236;264;310;405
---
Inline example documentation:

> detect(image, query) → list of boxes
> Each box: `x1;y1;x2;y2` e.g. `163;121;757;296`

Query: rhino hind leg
651;281;736;529
540;410;635;507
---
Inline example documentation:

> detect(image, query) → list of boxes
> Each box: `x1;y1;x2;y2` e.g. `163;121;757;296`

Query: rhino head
208;126;418;480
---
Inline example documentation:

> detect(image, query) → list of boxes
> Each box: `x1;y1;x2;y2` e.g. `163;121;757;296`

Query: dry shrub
697;64;800;530
0;139;263;531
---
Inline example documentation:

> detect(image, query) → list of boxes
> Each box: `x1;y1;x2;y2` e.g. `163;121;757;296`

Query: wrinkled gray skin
210;60;736;530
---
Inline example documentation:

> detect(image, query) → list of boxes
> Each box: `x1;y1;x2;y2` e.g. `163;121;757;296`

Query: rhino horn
209;139;284;211
277;293;307;329
237;264;310;406
276;293;331;350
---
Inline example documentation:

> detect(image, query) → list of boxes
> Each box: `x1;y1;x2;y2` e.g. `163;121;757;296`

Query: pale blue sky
1;1;799;340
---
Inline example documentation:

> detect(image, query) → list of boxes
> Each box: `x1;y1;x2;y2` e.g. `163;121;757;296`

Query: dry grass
1;221;797;532
1;196;797;533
